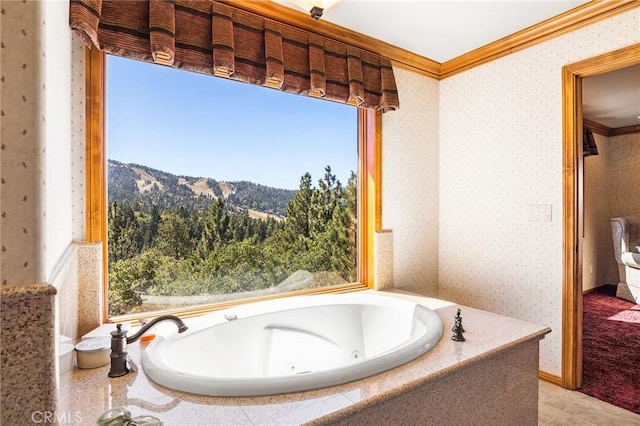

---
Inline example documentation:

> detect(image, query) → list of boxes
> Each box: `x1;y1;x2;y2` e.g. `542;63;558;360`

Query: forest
107;163;358;316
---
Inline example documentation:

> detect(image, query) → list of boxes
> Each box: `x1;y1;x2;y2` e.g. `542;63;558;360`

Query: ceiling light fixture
309;5;324;20
288;0;340;20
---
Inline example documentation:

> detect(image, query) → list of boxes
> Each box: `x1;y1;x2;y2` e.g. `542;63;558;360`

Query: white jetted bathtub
141;292;444;396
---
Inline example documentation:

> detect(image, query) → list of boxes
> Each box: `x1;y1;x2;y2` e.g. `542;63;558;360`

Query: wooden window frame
85;48;382;323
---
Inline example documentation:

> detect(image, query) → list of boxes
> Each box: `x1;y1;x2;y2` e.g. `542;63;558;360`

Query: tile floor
539;380;640;425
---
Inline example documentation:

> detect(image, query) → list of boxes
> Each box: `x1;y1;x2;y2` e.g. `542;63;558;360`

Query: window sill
108;282;370;325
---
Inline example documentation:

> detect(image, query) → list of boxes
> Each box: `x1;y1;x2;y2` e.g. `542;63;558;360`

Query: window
86;49;380;322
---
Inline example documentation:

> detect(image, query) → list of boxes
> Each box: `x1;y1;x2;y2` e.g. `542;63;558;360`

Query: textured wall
0;284;57;425
0;1;82;422
1;0;46;286
582;133;614;291
52;245;79;375
605;133;640;219
71;36;86;241
382;67;439;296
0;0;79;285
584;132;640;290
78;242;103;337
44;0;73;276
438;9;639;376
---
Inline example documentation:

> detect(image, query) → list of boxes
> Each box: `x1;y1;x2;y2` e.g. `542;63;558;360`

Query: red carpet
578;287;640;414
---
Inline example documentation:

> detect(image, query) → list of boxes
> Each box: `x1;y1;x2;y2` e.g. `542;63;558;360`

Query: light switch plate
528;204;552;222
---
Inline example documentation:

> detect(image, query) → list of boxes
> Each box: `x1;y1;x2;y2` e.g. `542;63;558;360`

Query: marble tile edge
0;282;57;299
75;240;102;249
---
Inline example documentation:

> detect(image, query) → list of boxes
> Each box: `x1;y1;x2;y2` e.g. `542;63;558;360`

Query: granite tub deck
58;290;551;425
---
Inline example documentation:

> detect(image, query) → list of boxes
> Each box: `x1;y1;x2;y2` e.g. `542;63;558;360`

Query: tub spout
126;315;188;344
108;315;188;378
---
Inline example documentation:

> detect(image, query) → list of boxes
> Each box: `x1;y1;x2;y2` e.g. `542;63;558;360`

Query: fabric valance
69;0;399;112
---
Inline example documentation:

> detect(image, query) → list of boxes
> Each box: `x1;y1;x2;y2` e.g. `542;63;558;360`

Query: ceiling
276;0;588;63
583;64;640;129
273;0;640;129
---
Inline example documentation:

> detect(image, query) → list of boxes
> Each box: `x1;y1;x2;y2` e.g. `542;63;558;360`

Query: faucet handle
108;323;131;378
111;323;128;338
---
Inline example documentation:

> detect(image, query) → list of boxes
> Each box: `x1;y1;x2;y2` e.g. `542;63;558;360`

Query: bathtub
141;292;444;396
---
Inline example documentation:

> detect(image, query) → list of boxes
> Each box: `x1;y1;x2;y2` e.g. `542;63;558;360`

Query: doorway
562;43;640;390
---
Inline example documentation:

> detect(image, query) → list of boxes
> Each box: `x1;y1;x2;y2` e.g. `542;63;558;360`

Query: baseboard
538;370;563;386
583;283;616;295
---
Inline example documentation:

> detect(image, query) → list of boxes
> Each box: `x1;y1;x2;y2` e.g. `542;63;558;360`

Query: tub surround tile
373;230;394;290
77;242;103;337
1;283;57;425
52;243;101;375
52;244;79;345
57;291;549;425
49;244;78;375
59;340;76;375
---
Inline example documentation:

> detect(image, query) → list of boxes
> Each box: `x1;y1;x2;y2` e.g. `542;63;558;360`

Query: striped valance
69;0;399;112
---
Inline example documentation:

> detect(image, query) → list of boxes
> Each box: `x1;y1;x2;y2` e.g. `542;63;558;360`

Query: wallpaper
44;0;74;276
603;132;640;219
1;3;88;419
1;1;80;286
382;67;439;296
71;36;86;241
1;0;46;286
1;0;637;385
584;132;640;290
438;8;639;375
582;133;614;291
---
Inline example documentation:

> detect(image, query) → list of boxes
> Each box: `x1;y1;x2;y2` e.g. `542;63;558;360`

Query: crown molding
611;124;640;136
583;118;611;136
584;119;640;136
221;1;637;80
439;0;640;79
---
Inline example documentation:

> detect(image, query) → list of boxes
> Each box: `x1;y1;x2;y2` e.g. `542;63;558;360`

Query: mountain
107;159;295;217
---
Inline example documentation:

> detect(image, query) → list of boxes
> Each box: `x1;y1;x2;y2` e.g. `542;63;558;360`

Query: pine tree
345;171;358;277
310;166;339;238
198;197;230;255
143;205;162;249
155;212;192;259
285;172;313;244
108;201;143;262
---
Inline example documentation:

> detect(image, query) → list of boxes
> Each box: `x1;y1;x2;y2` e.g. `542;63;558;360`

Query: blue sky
106;55;357;190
